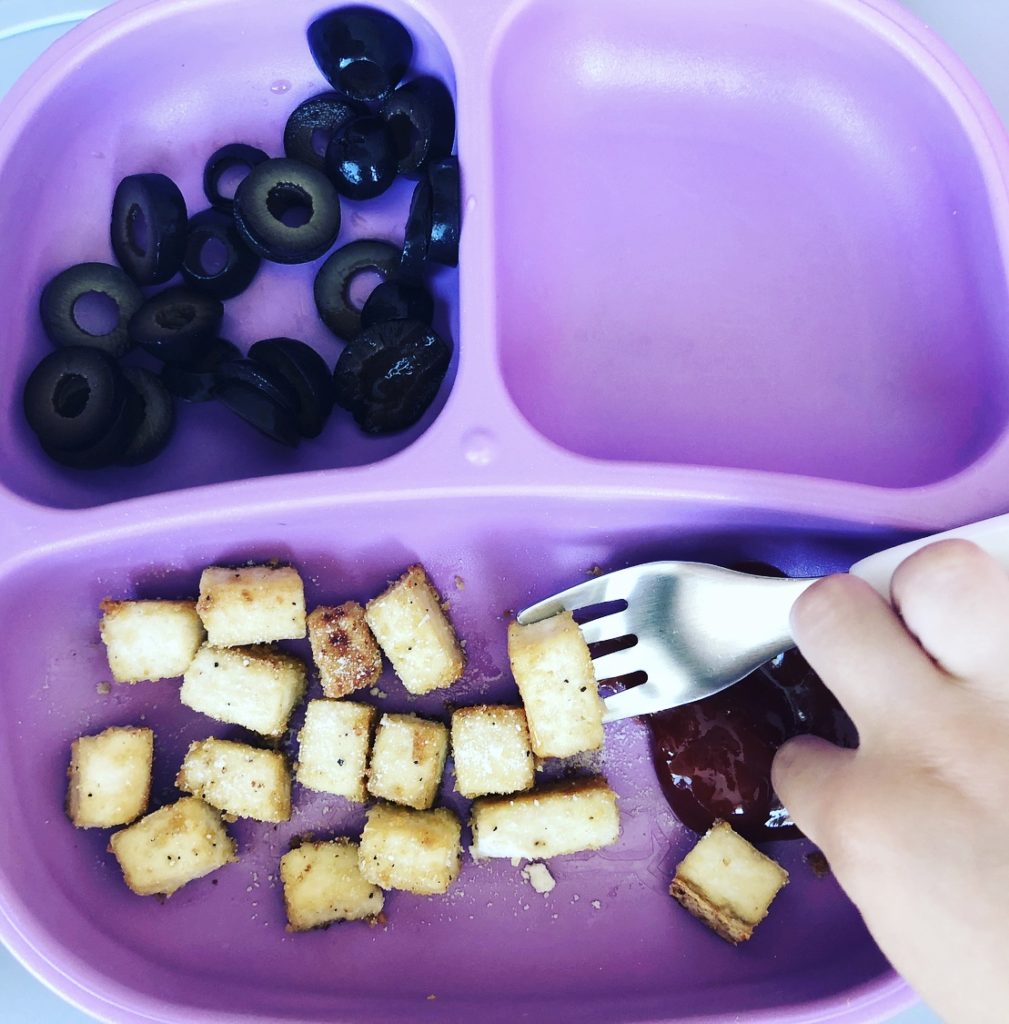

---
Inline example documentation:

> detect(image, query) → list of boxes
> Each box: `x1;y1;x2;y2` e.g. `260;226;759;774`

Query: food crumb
806;850;831;878
453;575;465;590
585;565;604;577
95;681;111;695
427;994;437;1001
571;894;580;903
369;687;388;699
522;862;556;895
591;900;601;910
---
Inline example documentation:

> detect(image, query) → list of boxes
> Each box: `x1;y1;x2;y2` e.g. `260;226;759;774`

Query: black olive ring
314;238;400;341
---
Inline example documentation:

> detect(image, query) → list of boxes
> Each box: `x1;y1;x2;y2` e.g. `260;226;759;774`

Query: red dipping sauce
647;567;858;843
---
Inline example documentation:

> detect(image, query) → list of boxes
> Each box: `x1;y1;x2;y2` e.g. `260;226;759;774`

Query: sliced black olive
400;177;431;276
41;382;144;470
111;172;188;285
284;93;364;171
128;287;224;365
181;208;261;300
380;76;455;176
203;143;269;210
161;337;240;402
427;156;460;267
233;158;341;264
325;115;398;200
333;318;451;433
215;359;300;417
248;337;334;438
23;346;130;452
215;380;300;447
314;238;399;341
360;279;434;329
307;6;413;103
38;262;143;357
118;367;174;465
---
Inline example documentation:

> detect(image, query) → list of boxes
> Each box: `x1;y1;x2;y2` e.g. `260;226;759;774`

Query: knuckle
891;539;987;606
791;574;873;646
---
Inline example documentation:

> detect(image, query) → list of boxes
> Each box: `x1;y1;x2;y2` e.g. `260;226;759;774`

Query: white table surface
2;0;1004;1020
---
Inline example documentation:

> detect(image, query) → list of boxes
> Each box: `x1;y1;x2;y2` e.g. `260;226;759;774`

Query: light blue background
3;0;1006;1019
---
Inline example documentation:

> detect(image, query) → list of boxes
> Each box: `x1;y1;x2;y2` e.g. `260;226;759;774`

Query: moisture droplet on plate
270;80;292;94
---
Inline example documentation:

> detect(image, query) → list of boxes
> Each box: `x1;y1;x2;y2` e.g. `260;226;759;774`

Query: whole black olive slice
380;76;455;176
128;287;224;365
314;238;399;341
307;7;413;103
284;93;364;171
248;337;334;438
233;158;342;265
39;262;143;357
181;208;261;300
111;172;188;285
333;318;450;433
203;143;269;210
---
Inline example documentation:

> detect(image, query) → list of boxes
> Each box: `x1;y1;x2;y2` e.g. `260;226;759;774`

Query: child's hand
772;540;1009;1024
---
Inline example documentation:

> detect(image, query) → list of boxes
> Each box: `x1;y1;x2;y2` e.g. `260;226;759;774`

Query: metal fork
516;512;1009;723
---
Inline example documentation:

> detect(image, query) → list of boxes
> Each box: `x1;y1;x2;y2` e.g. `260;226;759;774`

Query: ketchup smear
646;565;858;843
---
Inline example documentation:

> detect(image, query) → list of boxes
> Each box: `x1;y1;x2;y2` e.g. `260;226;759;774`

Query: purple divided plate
1;0;1009;1021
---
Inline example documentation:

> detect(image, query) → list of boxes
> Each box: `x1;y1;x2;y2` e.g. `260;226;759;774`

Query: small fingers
790;574;941;738
771;735;856;850
890;540;1009;699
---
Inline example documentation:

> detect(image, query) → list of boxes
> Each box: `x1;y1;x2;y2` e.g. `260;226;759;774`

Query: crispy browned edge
280;838;383;932
308;601;382;698
366;564;466;682
668;820;788;945
66;726;154;829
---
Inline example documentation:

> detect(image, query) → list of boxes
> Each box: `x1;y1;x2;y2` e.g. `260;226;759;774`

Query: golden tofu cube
365;564;464;695
508;612;603;759
358;803;461;895
180;643;306;737
296;700;377;801
451;705;534;799
308;602;382;698
470;777;619;860
367;713;449;810
280;839;384;931
99;599;205;683
197;565;306;647
669;820;789;944
66;725;153;828
176;738;291;822
108;797;236;896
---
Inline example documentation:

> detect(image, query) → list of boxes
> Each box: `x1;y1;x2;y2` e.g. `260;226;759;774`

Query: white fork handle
850;512;1009;598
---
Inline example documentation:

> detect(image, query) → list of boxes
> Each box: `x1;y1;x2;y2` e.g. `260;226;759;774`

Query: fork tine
602;681;673;723
516;568;636;625
590;645;644;680
578;610;635;645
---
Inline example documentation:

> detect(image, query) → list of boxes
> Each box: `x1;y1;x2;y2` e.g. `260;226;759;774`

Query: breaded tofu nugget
197;565;306;647
669;820;789;944
450;705;534;799
280;839;384;931
508;612;604;758
99;600;205;683
365;565;464;695
296;700;377;801
358;803;461;895
367;713;449;810
180;643;306;737
109;797;236;896
176;738;291;822
470;776;619;860
67;725;154;828
308;602;382;698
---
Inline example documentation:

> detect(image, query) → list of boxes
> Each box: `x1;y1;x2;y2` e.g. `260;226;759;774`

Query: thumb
772;735;856;849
